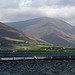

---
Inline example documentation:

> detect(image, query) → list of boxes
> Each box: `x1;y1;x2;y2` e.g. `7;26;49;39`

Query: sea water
0;51;75;75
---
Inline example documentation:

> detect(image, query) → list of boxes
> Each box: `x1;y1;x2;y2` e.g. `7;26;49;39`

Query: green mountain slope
0;22;49;51
6;17;75;47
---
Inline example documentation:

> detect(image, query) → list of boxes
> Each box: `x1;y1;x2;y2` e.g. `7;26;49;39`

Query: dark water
0;51;75;75
0;51;75;57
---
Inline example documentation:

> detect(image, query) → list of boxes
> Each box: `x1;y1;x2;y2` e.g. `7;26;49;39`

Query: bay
0;51;75;75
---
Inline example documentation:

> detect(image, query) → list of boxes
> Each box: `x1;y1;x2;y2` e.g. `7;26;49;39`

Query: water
0;51;75;57
0;51;75;75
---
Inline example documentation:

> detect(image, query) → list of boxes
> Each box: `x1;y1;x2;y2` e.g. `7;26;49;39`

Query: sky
0;0;75;26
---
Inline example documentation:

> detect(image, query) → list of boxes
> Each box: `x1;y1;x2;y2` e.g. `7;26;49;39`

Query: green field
0;36;75;51
0;41;75;51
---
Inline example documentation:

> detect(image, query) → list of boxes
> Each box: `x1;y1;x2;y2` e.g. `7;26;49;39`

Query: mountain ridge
0;22;48;48
6;17;75;46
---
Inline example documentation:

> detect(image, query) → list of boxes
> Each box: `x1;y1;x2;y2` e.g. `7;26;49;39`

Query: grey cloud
22;0;75;8
0;0;75;26
45;0;60;6
45;0;75;7
60;0;75;6
0;0;20;9
1;7;43;22
25;0;46;7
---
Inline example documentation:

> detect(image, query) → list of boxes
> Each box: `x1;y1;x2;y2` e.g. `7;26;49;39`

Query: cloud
0;0;20;9
21;0;75;7
59;0;75;6
0;0;75;25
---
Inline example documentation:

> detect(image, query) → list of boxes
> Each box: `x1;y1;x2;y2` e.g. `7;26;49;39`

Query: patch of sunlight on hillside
4;37;24;42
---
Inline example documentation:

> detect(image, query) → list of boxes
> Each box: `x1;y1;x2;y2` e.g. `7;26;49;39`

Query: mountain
0;22;48;50
6;17;75;47
72;26;75;33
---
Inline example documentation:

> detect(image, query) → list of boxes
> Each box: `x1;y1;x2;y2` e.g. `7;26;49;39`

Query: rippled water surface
0;60;75;75
0;51;75;75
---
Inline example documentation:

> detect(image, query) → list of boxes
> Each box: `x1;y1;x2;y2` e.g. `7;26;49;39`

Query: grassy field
0;36;75;51
0;42;75;51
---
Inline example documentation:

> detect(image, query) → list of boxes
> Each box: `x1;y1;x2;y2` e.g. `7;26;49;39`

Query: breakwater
0;56;75;61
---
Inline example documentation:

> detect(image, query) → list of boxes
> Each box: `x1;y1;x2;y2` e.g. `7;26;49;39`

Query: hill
0;22;49;51
6;17;75;47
